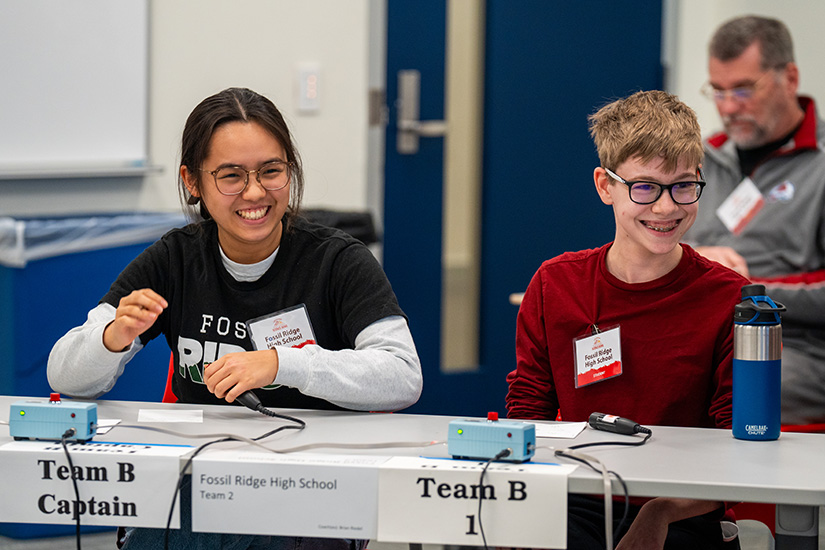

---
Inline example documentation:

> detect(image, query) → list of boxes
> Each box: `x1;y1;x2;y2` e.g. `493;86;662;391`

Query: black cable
112;411;440;549
566;428;652;451
554;427;651;547
555;449;631;542
60;428;82;550
163;438;223;550
161;416;306;550
610;471;630;538
477;448;511;550
240;401;308;427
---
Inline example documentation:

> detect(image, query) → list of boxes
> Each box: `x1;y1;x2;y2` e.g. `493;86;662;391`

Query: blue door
383;1;663;417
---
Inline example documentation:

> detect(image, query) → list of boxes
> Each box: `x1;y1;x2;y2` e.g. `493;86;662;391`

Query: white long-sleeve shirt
48;307;422;411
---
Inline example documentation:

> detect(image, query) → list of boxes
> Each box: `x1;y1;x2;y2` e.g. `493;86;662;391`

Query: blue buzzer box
9;397;97;442
448;417;535;462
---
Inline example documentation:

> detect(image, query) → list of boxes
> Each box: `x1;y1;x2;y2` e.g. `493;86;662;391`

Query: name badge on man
716;177;764;235
247;304;317;351
574;326;622;388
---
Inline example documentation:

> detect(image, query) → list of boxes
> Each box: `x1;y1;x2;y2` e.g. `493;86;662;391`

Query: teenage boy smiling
507;90;746;549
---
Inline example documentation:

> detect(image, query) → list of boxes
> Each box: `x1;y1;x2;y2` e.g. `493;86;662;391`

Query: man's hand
695;245;750;278
103;289;167;352
204;350;280;403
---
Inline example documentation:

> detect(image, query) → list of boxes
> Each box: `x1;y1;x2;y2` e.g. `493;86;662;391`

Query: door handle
396;69;447;154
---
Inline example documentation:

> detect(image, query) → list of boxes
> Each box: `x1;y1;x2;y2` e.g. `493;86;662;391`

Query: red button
487;411;499;421
50;393;61;403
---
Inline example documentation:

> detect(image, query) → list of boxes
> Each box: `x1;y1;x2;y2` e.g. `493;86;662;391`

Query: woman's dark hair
178;87;304;226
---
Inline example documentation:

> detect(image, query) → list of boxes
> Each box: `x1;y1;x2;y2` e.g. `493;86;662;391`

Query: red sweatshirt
507;243;748;429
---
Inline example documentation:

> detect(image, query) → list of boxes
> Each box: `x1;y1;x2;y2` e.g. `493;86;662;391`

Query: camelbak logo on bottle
745;424;768;436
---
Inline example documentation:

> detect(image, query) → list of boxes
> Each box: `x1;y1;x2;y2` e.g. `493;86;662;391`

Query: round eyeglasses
604;167;706;205
199;161;291;196
700;71;774;104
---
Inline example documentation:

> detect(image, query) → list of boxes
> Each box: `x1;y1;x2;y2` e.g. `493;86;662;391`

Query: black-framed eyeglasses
604;167;706;205
700;71;774;103
199;161;292;196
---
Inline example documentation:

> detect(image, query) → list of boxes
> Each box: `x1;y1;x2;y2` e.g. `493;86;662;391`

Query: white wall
666;0;825;137
0;0;373;217
5;1;824;218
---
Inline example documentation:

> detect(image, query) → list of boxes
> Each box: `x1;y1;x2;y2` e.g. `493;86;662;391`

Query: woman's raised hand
103;288;168;352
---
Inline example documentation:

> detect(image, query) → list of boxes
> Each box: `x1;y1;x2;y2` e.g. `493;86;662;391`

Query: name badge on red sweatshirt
574;326;622;388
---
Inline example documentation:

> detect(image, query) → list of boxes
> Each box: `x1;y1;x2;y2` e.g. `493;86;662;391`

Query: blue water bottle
732;284;786;441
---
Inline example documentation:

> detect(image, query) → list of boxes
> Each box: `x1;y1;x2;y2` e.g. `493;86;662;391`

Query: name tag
574;326;622;388
716;177;764;235
247;304;316;351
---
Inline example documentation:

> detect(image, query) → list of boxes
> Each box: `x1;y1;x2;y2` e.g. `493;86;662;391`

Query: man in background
686;15;825;425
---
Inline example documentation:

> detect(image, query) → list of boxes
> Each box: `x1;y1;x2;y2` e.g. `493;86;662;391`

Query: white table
2;395;823;549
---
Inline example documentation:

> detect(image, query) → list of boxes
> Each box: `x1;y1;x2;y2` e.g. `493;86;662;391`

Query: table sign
191;451;388;537
0;440;190;528
377;456;575;548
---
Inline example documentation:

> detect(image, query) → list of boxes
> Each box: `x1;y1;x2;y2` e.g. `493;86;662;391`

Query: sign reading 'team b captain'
0;441;189;528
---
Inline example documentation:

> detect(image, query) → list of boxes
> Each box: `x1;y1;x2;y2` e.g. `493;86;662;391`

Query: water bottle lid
735;284;786;325
741;283;766;298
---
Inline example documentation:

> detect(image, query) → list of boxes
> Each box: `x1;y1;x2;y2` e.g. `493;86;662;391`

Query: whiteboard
0;1;148;173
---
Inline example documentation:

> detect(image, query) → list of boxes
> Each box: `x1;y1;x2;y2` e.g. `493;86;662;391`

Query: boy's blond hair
588;90;703;172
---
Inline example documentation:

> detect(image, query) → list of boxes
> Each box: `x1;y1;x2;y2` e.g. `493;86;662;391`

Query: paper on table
532;421;587;439
138;409;203;423
96;418;121;435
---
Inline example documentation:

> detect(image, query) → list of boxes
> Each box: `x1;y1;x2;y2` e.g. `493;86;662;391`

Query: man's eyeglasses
604;168;706;205
700;71;774;103
200;161;291;196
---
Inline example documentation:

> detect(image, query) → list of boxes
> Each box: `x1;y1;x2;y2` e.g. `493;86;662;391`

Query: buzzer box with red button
448;415;535;463
9;396;97;442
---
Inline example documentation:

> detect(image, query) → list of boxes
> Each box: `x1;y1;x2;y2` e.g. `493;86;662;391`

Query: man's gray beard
723;115;769;150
